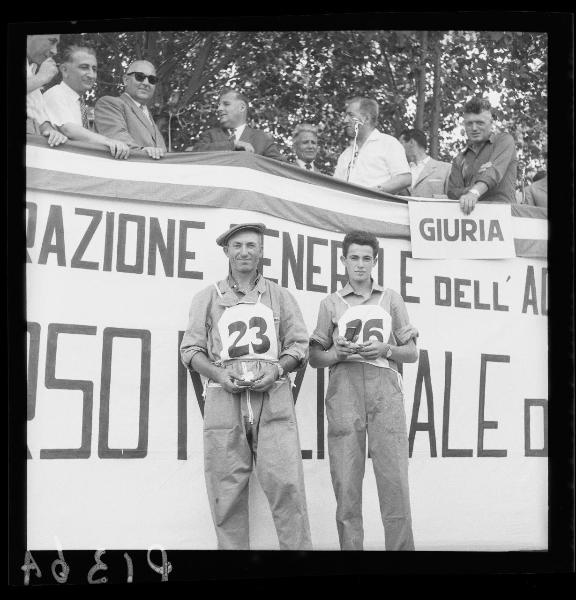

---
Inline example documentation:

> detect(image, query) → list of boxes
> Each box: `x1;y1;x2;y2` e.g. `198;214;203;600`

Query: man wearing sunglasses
95;60;167;159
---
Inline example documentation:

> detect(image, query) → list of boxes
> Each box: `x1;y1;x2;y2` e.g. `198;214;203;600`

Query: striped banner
26;137;547;258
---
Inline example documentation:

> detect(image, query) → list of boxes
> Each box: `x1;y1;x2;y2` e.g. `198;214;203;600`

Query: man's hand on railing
105;138;130;160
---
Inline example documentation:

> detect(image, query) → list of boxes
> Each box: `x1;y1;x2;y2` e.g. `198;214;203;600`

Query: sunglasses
126;71;158;85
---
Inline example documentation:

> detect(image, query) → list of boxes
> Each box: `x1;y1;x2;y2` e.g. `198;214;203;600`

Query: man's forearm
378;173;411;193
59;123;109;146
388;340;418;364
278;355;299;373
309;344;338;368
190;352;222;381
467;181;489;197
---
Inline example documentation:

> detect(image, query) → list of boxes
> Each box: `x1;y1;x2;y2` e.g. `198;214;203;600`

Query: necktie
79;96;89;129
228;128;236;141
305;162;312;170
140;104;153;124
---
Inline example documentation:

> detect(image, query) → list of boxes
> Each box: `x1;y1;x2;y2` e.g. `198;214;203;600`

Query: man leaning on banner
43;45;130;160
333;97;411;194
447;97;518;215
180;223;312;550
26;34;67;147
398;128;451;198
292;123;320;172
95;60;167;159
193;88;285;161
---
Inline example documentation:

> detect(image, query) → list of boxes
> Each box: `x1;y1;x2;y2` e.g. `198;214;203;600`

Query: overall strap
378;289;388;306
213;282;223;298
336;292;351;308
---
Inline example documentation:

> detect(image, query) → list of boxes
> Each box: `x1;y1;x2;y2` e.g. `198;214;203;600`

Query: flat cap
216;222;266;247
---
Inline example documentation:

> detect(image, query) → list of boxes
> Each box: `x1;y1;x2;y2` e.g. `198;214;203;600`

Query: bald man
95;60;166;159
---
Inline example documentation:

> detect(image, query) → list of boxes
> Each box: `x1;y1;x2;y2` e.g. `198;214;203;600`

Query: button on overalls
326;291;414;550
203;284;312;550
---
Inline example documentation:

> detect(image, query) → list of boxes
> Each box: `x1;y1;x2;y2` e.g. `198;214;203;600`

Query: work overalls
326;291;414;550
203;285;312;550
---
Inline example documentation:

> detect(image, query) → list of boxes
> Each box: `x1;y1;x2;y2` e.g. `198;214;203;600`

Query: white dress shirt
124;93;154;123
26;60;51;126
333;129;410;188
295;158;315;171
43;81;82;127
229;123;246;141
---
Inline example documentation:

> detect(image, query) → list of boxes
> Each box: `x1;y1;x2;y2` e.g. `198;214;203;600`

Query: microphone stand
346;120;361;182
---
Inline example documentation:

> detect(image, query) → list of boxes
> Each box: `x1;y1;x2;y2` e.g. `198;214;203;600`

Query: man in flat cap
180;223;312;550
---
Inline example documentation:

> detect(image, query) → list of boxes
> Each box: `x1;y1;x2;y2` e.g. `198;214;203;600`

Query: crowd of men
26;34;548;213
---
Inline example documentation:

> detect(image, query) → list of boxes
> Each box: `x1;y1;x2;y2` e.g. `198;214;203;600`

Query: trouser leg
366;368;414;551
326;363;367;550
203;387;253;549
254;381;312;550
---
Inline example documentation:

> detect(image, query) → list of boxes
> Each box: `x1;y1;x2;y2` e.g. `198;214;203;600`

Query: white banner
408;201;516;259
26;146;548;552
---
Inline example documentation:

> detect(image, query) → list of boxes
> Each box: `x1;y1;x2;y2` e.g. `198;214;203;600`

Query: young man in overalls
309;230;419;550
180;222;312;550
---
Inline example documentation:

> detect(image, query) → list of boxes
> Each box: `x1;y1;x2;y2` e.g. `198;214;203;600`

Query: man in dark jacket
447;97;517;214
193;87;285;161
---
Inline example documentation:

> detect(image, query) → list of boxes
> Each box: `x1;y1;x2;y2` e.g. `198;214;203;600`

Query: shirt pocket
427;178;446;194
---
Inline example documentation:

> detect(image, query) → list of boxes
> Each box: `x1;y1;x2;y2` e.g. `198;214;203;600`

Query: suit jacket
193;125;285;161
524;175;547;208
411;158;451;198
94;93;167;151
293;158;319;172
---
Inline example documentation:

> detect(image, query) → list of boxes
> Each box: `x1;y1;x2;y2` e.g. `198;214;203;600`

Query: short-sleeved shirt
447;131;517;203
310;282;413;374
26;60;51;126
333;128;410;188
180;275;308;370
43;81;82;127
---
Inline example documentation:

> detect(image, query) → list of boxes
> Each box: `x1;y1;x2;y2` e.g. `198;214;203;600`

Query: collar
60;81;81;100
220;271;265;300
295;158;314;169
229;123;247;139
361;127;381;145
124;93;148;111
347;127;380;150
411;155;430;167
465;131;497;151
340;279;384;298
27;58;37;75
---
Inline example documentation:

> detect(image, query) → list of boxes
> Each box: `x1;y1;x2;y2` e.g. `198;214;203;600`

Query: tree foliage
60;29;547;180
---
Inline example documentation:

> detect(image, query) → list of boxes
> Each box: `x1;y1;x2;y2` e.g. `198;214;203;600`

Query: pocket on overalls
204;387;237;431
381;370;407;434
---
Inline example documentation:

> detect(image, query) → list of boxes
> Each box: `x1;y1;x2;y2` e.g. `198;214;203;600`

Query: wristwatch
469;188;481;197
385;346;393;359
276;364;285;379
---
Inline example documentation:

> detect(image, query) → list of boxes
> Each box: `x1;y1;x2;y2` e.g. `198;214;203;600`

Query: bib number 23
227;317;271;358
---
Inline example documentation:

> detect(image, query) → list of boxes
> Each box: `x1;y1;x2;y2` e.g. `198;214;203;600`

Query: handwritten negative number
228;317;271;358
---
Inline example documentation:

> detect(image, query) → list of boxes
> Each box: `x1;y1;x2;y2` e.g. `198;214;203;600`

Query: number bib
217;292;279;363
337;298;392;369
